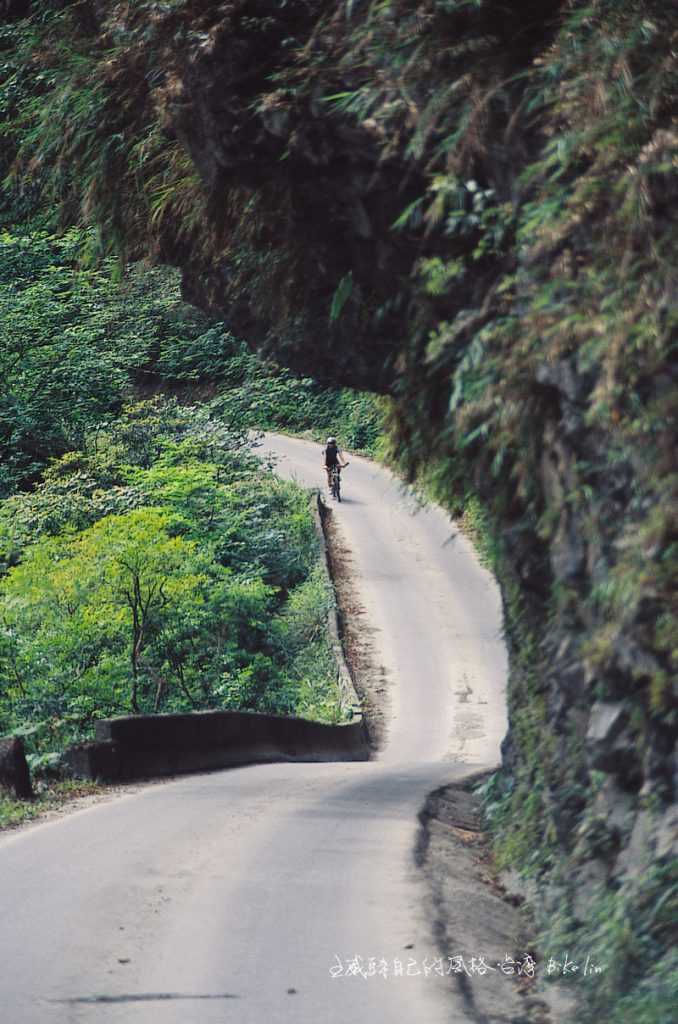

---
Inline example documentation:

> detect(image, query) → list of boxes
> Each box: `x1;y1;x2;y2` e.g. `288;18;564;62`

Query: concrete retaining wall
65;709;368;782
64;492;369;782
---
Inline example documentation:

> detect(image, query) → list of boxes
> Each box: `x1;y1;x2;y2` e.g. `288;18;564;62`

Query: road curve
0;435;508;1024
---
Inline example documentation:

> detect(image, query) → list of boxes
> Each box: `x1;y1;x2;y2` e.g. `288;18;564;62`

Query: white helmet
327;436;337;444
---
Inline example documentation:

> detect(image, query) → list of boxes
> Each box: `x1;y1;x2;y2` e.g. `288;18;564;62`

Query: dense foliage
0;397;345;771
0;223;369;778
0;227;218;493
0;222;377;774
212;348;384;453
0;225;382;496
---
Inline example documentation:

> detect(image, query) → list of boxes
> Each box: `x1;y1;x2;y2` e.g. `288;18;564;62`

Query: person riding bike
322;437;348;491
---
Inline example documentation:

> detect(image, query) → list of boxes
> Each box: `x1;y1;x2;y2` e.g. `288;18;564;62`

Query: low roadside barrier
64;708;368;782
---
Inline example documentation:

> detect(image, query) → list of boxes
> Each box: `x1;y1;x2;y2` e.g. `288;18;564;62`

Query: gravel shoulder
320;499;390;753
417;777;577;1023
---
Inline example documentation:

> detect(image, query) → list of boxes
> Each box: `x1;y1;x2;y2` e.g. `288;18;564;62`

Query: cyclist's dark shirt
324;444;340;467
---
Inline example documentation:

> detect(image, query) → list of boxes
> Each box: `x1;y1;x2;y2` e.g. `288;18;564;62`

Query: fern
329;271;353;323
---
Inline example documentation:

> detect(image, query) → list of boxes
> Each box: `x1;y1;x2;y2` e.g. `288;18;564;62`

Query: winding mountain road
0;435;508;1023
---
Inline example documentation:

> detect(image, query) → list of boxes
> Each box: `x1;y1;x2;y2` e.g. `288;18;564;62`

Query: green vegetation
0;208;379;790
0;224;383;499
0;226;220;494
531;862;678;1022
0;397;346;772
212;357;385;455
0;221;377;781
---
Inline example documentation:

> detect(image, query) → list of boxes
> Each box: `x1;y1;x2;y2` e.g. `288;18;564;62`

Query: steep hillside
3;2;676;1017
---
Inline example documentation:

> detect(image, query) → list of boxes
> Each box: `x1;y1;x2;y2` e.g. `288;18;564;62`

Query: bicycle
329;464;343;502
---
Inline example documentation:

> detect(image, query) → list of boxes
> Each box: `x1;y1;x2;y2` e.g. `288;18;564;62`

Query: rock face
0;736;33;799
1;0;31;19
9;0;677;1011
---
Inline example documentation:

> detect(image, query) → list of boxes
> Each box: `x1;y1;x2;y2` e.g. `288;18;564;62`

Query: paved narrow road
0;435;508;1024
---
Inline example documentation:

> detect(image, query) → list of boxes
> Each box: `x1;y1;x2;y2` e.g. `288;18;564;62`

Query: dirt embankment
416;778;577;1024
319;499;390;754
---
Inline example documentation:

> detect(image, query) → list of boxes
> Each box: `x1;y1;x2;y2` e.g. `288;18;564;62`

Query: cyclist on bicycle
322;437;348;490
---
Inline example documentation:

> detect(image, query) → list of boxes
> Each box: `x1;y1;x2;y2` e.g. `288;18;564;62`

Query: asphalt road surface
0;434;508;1024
